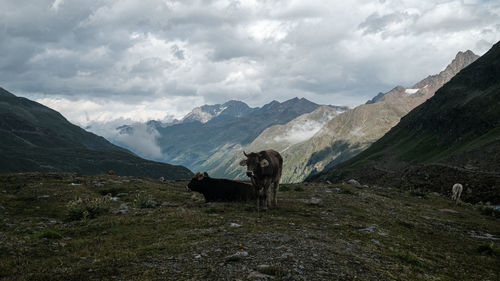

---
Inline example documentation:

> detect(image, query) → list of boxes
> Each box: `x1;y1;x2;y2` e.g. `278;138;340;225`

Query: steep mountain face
180;100;253;123
198;105;342;179
278;50;479;183
311;42;500;203
154;97;322;172
0;88;193;179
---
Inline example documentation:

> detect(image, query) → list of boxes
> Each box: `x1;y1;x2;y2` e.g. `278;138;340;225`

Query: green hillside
0;88;193;179
311;41;500;203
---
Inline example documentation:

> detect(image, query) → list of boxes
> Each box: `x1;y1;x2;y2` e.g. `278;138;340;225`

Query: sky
1;0;499;126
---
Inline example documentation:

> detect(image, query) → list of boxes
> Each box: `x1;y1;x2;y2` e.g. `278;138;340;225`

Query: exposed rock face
180;100;253;124
277;50;479;183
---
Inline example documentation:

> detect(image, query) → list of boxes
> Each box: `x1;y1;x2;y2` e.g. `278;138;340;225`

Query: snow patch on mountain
405;88;419;94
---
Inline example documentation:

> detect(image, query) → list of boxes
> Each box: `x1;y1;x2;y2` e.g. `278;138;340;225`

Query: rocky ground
0;173;499;280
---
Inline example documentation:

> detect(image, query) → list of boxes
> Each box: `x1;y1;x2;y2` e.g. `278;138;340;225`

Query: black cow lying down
186;172;257;202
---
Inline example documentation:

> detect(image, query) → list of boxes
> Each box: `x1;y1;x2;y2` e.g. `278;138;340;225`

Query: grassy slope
0;88;193;180
0;173;498;280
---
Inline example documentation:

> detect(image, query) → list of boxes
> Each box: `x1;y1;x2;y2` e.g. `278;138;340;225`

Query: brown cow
239;149;283;210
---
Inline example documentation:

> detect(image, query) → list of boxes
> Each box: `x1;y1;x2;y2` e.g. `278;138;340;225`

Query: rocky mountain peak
444;50;479;76
180;100;251;123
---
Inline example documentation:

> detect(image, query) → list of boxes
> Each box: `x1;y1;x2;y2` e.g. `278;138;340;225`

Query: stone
114;203;129;214
347;179;361;186
308;198;322;205
247;271;274;280
225;251;248;262
359;224;377;232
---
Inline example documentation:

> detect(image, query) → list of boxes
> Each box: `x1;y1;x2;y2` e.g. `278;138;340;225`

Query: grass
0;173;499;280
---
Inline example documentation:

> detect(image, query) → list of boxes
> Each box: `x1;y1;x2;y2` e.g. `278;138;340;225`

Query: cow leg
272;182;279;207
264;186;272;210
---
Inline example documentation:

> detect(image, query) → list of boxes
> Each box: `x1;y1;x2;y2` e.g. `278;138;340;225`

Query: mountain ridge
310;43;500;203
0;88;193;179
275;49;480;183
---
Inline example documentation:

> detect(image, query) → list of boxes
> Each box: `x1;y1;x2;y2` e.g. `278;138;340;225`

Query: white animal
159;176;165;182
451;183;463;204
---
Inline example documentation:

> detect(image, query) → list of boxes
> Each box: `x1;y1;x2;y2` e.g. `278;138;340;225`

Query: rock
116;193;128;197
347;179;361;186
38;195;50;199
94;182;104;187
439;209;459;213
107;179;121;184
371;239;380;245
359;224;377;232
161;202;179;207
326;180;332;185
247;271;274;280
308;198;322;205
114;203;130;214
227;222;242;228
194;254;201;259
279;252;294;260
225;251;248;262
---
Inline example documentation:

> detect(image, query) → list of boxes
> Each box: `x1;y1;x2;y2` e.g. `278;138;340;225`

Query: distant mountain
199;105;343;179
180;100;253;124
278;50;479;182
154;97;322;172
310;42;500;203
0;88;193;179
365;92;385;104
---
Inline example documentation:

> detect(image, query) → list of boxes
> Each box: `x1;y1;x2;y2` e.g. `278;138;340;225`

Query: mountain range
277;50;479;182
0;88;192;179
106;50;478;183
311;42;500;203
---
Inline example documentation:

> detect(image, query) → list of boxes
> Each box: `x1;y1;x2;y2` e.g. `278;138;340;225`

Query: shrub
477;242;498;256
478;205;500;218
294;186;304;192
134;192;157;209
67;195;111;221
279;185;290;192
409;190;427;199
36;230;62;239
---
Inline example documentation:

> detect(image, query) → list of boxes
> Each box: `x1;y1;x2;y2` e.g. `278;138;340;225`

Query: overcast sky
1;0;499;125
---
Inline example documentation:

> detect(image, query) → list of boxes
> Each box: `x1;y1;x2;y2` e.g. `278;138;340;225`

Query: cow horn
243;151;249;157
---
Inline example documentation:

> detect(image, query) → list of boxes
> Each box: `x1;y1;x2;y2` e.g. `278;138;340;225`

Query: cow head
239;151;269;179
186;172;210;192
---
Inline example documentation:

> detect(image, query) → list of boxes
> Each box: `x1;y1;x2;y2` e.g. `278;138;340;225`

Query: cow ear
239;159;247;166
260;159;269;168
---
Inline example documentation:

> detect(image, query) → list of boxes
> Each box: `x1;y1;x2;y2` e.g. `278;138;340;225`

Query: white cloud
35;96;202;126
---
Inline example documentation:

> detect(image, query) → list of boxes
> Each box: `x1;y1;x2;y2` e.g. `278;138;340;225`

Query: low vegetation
0;173;498;280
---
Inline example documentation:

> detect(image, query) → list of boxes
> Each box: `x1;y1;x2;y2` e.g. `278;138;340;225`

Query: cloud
0;0;499;121
84;119;165;160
